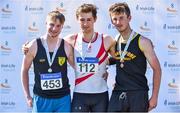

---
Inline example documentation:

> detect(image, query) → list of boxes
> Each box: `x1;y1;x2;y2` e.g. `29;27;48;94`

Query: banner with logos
0;0;180;112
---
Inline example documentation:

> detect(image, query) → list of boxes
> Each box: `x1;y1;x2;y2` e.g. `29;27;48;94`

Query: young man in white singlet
64;3;116;112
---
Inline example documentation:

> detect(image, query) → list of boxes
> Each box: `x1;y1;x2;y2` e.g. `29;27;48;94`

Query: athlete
107;2;162;112
64;3;116;112
21;10;74;112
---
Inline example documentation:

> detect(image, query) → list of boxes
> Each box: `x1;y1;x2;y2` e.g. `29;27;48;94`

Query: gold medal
48;68;52;73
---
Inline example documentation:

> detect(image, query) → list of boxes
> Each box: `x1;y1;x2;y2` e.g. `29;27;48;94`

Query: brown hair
46;10;65;24
76;3;97;19
109;2;131;17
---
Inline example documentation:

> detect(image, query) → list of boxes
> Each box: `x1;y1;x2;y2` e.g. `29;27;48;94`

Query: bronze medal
120;59;124;68
120;63;124;68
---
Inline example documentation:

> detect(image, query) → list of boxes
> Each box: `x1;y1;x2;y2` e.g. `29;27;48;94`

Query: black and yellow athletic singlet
114;33;149;91
33;38;70;98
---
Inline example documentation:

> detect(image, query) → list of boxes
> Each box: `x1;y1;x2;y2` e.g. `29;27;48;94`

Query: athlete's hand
148;96;157;111
102;71;108;81
22;41;29;55
26;96;33;107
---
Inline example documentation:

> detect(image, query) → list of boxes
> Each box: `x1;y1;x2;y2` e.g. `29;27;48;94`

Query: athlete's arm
140;37;162;111
22;41;30;55
21;39;37;107
108;57;116;65
64;39;75;69
103;35;116;58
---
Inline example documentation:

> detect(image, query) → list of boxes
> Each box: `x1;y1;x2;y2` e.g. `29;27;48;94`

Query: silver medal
48;68;52;73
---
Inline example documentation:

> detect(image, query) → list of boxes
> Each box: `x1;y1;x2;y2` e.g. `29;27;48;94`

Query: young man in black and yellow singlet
108;2;162;112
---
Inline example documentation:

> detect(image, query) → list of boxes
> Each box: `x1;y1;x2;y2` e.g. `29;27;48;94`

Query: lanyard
77;32;95;61
42;35;60;72
117;31;134;62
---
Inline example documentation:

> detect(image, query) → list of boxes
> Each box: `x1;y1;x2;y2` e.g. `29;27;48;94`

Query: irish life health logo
163;24;180;33
25;5;43;14
0;41;12;56
1;4;12;13
167;40;179;55
0;79;10;89
28;22;39;32
166;2;178;18
167;3;177;13
136;4;155;14
140;21;151;31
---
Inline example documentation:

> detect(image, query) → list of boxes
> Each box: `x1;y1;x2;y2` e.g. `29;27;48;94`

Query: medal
48;68;52;73
120;63;124;68
120;60;124;68
116;30;135;69
42;35;60;73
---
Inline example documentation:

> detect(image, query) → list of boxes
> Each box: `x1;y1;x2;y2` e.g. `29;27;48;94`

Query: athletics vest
33;38;70;98
74;32;108;93
114;33;149;91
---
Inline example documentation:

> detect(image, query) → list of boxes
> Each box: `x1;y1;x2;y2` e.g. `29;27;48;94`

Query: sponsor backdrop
0;0;180;112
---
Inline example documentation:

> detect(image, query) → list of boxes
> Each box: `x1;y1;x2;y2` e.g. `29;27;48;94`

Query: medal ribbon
78;32;95;61
42;35;60;70
117;31;135;61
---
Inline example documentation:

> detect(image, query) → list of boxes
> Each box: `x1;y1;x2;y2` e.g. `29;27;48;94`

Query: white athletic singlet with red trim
74;32;108;93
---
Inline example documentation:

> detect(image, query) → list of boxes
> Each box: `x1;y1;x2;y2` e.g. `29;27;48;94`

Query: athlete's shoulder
102;34;116;44
64;33;77;40
63;33;77;46
139;35;153;52
102;33;112;38
25;38;38;58
27;38;37;49
140;36;152;45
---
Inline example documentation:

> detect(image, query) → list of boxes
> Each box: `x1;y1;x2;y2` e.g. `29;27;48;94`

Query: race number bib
76;57;99;73
40;72;63;90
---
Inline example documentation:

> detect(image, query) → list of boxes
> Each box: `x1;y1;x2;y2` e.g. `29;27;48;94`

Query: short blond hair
46;10;65;24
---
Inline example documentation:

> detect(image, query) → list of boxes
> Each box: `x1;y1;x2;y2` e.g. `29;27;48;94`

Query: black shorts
71;91;109;112
108;90;149;112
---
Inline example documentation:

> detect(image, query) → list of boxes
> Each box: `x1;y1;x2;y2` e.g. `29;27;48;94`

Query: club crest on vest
58;57;66;66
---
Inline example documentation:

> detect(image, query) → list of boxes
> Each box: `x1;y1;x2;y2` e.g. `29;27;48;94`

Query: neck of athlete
46;34;60;52
81;29;95;42
46;34;59;43
120;26;132;42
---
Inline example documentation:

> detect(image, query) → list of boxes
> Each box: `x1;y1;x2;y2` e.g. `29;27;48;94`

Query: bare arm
103;35;116;67
63;34;76;47
140;37;161;111
21;40;37;107
103;35;116;58
64;39;75;69
22;41;30;55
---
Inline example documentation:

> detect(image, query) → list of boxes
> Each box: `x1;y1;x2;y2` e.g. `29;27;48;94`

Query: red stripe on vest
96;34;107;64
99;53;108;64
75;73;94;85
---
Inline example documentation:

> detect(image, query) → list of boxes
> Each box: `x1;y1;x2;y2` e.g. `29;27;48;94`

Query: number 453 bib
40;72;63;90
77;57;99;73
